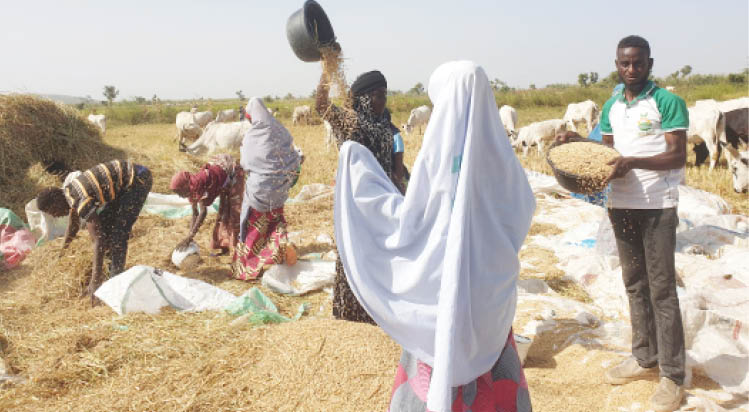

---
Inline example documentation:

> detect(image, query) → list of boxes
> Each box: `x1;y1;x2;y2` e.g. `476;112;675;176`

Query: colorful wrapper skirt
231;207;288;280
212;169;245;251
388;330;531;412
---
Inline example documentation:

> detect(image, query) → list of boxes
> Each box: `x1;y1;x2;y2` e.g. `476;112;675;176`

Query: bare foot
285;244;297;266
85;284;101;307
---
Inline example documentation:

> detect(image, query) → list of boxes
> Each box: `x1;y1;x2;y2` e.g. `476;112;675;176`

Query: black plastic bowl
286;0;336;62
546;136;619;195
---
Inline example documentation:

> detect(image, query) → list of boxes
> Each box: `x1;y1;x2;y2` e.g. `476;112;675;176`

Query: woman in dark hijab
316;45;395;324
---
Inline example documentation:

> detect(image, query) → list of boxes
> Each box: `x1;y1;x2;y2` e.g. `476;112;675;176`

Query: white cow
563;100;599;133
215;109;237;122
402;105;431;135
696;97;749;114
87;114;106;134
695;98;748;172
176;111;203;151
687;105;725;171
323;120;337;151
498;105;518;139
665;86;675;92
723;144;748;193
517;119;567;156
292;105;311;125
185;121;252;155
717;97;749;113
191;109;214;128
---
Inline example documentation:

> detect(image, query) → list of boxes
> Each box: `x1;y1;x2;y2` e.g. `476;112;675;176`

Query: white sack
94;265;235;315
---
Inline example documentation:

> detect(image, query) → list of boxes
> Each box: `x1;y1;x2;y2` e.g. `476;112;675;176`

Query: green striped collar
616;81;657;106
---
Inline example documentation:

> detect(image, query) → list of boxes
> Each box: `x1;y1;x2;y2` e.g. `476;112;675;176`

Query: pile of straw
0;95;125;218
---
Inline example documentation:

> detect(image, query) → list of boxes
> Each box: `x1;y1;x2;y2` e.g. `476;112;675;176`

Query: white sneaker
604;357;657;385
650;377;684;412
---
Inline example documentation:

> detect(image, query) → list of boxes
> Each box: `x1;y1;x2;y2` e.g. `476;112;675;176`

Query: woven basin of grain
547;141;619;194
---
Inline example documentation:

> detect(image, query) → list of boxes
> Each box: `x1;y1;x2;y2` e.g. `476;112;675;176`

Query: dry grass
684;158;749;215
102;124;208;194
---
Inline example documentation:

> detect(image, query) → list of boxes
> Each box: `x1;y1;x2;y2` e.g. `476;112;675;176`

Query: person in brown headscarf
316;44;396;324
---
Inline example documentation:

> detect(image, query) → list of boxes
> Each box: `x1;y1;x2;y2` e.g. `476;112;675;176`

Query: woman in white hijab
232;97;302;280
335;61;535;412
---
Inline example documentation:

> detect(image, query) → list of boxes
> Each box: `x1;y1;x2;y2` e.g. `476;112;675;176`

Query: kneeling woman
335;62;535;411
170;154;244;255
232;97;301;280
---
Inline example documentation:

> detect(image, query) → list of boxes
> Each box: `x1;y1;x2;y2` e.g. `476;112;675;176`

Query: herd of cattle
83;95;748;193
174;106;280;154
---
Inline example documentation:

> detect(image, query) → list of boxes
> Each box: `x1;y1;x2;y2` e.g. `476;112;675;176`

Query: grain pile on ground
527;221;563;237
547;141;620;194
0;95;125;218
520;243;592;304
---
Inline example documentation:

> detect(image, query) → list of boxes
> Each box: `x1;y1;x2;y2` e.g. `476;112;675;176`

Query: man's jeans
608;207;685;385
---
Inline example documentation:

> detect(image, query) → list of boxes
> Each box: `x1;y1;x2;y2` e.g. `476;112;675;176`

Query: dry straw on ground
0;95;128;219
0;210;354;412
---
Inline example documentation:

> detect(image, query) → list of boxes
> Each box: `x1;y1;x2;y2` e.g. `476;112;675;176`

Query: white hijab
334;61;535;412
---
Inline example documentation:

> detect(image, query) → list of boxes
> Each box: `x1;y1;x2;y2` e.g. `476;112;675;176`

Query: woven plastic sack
25;198;68;244
94;265;236;315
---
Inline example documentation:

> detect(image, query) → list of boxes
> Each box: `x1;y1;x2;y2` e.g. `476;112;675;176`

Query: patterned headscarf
349;93;394;177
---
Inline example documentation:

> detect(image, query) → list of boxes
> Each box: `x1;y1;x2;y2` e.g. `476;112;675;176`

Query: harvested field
2;111;745;411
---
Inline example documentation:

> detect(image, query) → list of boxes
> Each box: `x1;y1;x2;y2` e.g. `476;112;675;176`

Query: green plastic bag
0;208;28;230
225;287;307;325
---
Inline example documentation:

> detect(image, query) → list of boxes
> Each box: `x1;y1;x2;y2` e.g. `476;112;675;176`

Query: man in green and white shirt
559;35;688;412
599;71;689;208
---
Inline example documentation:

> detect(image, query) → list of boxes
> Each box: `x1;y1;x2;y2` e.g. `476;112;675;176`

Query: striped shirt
63;160;136;220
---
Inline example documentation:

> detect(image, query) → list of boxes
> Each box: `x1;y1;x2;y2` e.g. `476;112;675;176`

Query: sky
1;0;747;101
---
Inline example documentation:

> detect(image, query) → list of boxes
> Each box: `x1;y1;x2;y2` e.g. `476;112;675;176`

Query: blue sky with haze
1;0;746;101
